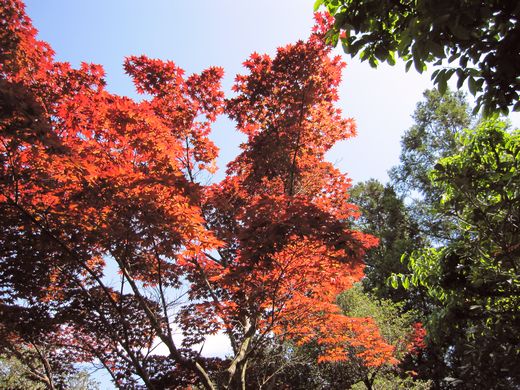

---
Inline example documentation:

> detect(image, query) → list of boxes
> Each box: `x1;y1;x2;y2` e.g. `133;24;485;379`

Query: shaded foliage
317;0;520;115
349;180;425;305
396;119;520;388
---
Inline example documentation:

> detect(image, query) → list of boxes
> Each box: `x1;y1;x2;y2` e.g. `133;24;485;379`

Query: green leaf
400;253;408;263
313;0;324;12
468;77;478;95
412;47;424;73
414;58;425;73
375;46;388;62
445;68;456;79
325;30;339;47
387;51;396;65
456;69;467;89
405;59;413;72
438;75;448;95
369;57;379;68
390;275;399;289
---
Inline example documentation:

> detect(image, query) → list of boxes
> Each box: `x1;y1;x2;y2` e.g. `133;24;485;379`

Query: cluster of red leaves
0;0;223;290
1;1;403;386
1;0;222;382
407;322;427;355
200;22;395;366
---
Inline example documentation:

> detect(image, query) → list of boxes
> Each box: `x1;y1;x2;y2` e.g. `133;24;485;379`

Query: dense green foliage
317;0;520;115
0;355;44;390
395;119;520;388
352;90;472;306
336;286;428;389
390;89;474;242
390;90;472;201
351;90;520;388
349;180;424;305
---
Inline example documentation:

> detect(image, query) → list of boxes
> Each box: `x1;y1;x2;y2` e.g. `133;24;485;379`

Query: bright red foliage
408;322;427;355
1;2;400;388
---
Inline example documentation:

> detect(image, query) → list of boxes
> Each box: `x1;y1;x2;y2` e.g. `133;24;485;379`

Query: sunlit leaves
1;3;397;387
394;119;520;386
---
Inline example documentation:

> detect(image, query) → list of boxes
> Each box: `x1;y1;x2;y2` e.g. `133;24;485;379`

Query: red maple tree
1;2;403;388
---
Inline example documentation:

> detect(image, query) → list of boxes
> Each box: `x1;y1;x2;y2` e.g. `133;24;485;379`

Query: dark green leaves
317;0;520;116
392;119;520;386
431;69;455;95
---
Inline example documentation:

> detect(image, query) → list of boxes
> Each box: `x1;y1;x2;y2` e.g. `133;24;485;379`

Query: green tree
345;91;474;387
395;119;520;388
316;0;520;115
0;354;98;390
349;180;425;305
390;89;472;200
390;89;474;242
336;285;429;390
351;90;520;387
348;90;473;306
0;355;44;390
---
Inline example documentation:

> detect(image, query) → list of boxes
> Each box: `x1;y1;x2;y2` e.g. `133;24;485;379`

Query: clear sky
23;0;448;186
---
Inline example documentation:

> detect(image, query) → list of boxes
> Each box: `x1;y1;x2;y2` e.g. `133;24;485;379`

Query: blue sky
24;0;446;185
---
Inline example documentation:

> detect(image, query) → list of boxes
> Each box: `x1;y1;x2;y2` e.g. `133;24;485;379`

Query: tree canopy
316;0;520;115
394;119;520;387
0;2;405;388
257;284;429;390
349;89;520;388
3;1;519;388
